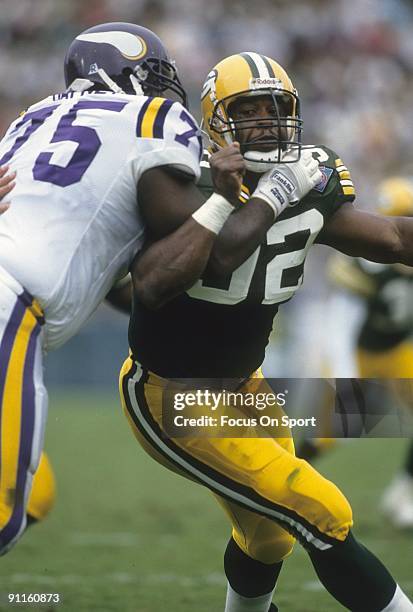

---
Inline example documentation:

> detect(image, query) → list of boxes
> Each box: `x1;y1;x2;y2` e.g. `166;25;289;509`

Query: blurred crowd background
1;0;413;384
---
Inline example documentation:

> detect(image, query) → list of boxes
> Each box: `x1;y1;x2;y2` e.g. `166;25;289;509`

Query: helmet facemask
201;53;303;173
126;58;187;106
211;88;302;172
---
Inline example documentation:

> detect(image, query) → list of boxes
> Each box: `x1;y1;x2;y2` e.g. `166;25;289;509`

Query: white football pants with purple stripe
0;266;47;555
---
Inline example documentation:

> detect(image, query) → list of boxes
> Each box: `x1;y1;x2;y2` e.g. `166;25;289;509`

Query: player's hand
251;150;322;218
280;149;322;203
0;165;16;214
210;143;246;206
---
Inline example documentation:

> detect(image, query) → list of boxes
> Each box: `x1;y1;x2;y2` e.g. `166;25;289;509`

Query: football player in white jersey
0;23;320;557
0;21;204;555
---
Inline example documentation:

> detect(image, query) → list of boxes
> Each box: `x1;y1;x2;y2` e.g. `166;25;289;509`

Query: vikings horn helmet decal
64;22;187;107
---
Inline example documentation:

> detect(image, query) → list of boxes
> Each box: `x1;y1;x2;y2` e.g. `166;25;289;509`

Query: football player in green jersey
120;52;413;611
322;177;413;529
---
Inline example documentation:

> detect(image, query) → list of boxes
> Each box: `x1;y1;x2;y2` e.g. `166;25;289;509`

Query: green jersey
330;256;413;351
129;145;356;377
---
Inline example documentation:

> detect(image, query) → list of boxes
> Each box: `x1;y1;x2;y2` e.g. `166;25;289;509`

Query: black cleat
268;604;278;612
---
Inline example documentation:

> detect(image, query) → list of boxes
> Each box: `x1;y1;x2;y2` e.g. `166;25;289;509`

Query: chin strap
67;70;146;97
129;74;144;95
243;149;281;173
67;70;124;95
95;68;124;93
67;78;95;93
244;148;301;173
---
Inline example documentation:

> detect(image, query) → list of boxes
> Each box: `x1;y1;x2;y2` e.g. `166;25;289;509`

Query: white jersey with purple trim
0;91;201;350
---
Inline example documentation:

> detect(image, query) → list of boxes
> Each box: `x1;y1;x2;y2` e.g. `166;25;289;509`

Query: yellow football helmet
377;177;413;217
201;52;302;172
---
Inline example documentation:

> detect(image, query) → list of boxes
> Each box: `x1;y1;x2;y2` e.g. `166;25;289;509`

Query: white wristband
192;193;234;234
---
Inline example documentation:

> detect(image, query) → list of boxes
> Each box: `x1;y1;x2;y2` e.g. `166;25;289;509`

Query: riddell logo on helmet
250;77;282;89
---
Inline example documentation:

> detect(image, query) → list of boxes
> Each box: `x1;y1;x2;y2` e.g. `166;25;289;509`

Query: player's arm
140;148;321;276
132;144;244;309
137;145;271;280
134;146;320;308
0;165;16;213
317;201;413;264
206;148;321;273
105;275;132;314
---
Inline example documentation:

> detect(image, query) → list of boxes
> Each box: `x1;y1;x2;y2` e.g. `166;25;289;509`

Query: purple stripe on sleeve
135;98;152;137
153;99;174;139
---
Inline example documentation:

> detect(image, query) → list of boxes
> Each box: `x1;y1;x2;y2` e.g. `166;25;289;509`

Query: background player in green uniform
325;177;413;529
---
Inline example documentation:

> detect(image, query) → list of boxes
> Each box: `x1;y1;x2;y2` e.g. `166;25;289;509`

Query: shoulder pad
309;144;356;201
300;145;356;219
133;98;202;181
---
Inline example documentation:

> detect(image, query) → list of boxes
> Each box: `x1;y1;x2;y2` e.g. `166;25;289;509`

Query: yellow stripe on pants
0;310;38;528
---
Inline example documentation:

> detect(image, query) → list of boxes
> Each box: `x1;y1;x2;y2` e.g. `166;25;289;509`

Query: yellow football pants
357;341;413;412
357;341;413;378
305;341;413;454
119;357;353;563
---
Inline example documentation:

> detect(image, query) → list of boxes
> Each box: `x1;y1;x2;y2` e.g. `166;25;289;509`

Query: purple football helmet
64;22;187;107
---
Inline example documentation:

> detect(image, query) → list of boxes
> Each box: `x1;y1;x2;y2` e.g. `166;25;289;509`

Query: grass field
0;391;412;612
